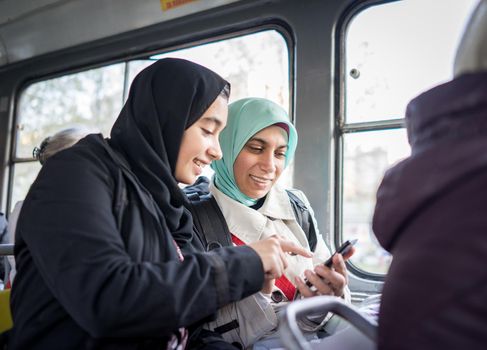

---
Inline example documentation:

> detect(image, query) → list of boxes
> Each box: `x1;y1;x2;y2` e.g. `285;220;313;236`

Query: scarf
212;97;297;206
109;58;228;253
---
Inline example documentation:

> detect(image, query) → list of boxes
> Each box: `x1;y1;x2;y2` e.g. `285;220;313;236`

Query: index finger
279;239;313;258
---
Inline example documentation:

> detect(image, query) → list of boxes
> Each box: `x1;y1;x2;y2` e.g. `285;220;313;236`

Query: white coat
204;182;351;349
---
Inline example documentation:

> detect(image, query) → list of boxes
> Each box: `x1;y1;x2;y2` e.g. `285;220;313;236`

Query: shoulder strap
286;190;318;252
188;196;232;251
185;180;317;252
184;178;232;251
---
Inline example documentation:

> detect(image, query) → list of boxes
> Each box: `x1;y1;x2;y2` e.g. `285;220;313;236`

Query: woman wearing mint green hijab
203;98;352;349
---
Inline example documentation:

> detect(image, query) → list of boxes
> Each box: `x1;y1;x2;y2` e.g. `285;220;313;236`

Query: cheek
274;161;285;178
233;154;253;176
233;157;249;187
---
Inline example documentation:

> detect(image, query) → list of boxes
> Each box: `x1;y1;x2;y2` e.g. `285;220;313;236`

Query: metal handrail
0;244;14;256
280;296;378;350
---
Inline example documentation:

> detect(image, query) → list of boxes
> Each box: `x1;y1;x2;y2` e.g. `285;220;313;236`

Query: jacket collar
210;182;295;243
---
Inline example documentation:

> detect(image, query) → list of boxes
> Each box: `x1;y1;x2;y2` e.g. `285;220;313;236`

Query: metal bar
280;296;378;350
0;244;14;256
341;118;405;134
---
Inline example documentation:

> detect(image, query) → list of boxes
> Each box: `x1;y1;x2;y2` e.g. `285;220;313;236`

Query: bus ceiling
0;0;243;68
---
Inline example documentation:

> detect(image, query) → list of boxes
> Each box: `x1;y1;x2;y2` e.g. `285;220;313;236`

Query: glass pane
11;162;42;207
16;63;125;158
342;129;410;274
345;0;479;123
150;30;289;108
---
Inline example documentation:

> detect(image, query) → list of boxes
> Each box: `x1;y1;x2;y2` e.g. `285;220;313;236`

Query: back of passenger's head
454;0;487;77
33;127;90;165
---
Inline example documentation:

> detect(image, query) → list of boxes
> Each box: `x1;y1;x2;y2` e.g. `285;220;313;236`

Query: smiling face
175;96;228;184
233;125;288;199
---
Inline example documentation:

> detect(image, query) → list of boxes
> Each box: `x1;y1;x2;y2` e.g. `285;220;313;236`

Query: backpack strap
184;178;317;252
286;190;318;252
186;194;232;251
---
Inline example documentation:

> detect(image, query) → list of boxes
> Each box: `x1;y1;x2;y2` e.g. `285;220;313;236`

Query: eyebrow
200;116;223;128
249;137;288;149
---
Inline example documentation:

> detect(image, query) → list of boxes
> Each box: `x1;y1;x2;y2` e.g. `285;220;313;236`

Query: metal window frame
334;0;403;281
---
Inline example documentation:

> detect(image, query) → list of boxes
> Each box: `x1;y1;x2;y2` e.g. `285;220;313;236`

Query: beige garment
204;183;346;349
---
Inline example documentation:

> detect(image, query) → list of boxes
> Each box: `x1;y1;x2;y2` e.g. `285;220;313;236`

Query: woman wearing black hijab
8;58;309;350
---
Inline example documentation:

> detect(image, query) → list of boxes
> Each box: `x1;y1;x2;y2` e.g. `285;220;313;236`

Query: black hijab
110;58;228;244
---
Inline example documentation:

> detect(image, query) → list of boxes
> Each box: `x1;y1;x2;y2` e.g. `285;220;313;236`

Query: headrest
454;0;487;77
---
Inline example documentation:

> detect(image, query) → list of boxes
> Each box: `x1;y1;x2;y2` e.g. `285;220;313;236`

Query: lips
193;158;209;175
249;174;273;184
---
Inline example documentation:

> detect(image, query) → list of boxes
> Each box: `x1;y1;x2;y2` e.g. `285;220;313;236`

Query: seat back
0;244;14;334
0;289;12;334
279;296;378;350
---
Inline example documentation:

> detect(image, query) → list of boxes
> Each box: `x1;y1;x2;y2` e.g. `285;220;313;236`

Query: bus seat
0;289;12;334
279;296;378;350
0;244;14;336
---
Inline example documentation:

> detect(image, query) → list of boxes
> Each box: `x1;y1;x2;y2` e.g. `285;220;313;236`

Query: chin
248;191;267;200
184;177;196;185
176;173;196;185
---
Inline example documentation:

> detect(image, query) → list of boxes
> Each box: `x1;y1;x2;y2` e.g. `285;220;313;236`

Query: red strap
231;234;246;246
274;275;296;301
231;234;296;301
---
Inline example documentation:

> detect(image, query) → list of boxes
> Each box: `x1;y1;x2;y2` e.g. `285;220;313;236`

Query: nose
208;137;223;160
259;151;276;173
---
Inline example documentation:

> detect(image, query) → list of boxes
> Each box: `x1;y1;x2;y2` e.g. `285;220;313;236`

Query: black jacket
9;135;263;349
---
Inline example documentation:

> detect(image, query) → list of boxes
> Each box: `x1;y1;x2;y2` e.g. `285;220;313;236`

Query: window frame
6;23;295;214
334;0;404;281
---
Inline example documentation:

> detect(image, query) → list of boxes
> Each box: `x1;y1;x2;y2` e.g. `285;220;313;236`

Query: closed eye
201;128;214;136
247;145;264;153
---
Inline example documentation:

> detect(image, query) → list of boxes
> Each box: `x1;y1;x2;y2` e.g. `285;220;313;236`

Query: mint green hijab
212;97;298;206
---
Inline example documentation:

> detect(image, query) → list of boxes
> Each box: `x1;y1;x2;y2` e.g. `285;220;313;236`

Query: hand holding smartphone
293;239;357;300
322;239;357;268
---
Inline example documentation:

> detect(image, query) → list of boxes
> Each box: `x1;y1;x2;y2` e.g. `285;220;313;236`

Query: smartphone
293;239;357;300
322;239;358;268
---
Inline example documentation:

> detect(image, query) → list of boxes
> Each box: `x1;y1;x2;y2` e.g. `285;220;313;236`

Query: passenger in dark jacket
373;2;487;349
9;58;309;350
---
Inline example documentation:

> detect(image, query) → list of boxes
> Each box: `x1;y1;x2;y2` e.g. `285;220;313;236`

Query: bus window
343;129;409;274
12;63;126;206
339;0;479;276
10;29;290;209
